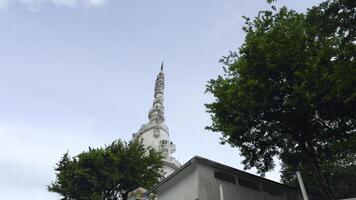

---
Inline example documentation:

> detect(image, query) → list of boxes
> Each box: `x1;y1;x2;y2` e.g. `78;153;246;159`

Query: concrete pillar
296;171;309;200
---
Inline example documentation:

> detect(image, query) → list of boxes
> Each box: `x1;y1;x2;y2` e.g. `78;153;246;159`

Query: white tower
132;63;181;177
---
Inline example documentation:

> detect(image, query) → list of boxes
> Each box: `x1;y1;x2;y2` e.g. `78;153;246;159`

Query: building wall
136;124;180;176
197;163;239;200
138;125;170;151
158;165;199;200
163;165;176;177
196;162;303;200
155;158;303;200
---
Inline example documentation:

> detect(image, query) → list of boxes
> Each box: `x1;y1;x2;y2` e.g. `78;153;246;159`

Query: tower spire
148;64;165;123
132;62;181;177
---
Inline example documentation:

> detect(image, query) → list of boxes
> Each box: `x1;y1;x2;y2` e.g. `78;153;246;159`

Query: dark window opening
238;178;260;191
214;171;236;184
263;185;283;197
287;193;298;200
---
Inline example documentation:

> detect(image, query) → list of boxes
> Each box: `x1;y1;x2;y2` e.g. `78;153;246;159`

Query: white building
132;64;181;177
149;156;306;200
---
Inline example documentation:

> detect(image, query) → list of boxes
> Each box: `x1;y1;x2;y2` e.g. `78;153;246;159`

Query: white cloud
87;0;107;7
0;0;109;11
51;0;77;7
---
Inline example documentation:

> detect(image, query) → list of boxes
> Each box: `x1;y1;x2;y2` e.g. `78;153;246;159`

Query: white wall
163;165;176;177
156;159;303;200
196;161;302;200
197;163;239;200
157;164;199;200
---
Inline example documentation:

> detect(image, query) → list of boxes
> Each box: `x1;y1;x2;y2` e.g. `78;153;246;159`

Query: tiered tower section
132;64;181;176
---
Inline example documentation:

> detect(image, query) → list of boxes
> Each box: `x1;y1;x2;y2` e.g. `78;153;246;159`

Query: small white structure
127;187;155;200
149;156;305;200
132;64;181;177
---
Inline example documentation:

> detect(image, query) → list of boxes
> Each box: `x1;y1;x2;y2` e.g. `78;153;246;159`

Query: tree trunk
306;141;334;200
123;191;129;200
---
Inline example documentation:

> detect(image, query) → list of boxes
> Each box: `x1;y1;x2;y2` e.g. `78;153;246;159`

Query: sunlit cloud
87;0;107;7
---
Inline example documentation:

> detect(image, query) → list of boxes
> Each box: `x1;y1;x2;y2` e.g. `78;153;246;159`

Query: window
214;171;236;184
159;140;168;145
238;178;260;191
286;193;298;200
263;185;283;197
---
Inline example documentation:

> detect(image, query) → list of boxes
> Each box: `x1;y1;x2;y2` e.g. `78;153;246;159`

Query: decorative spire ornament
132;63;181;177
148;66;165;123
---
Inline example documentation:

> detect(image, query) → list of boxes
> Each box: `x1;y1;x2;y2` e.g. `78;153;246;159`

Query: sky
0;0;323;199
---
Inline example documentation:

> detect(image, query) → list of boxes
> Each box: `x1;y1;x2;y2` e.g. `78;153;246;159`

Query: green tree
48;139;164;200
205;1;355;199
281;134;356;199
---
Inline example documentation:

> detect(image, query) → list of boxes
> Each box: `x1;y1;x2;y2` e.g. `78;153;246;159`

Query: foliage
281;135;356;199
48;139;164;200
205;0;355;199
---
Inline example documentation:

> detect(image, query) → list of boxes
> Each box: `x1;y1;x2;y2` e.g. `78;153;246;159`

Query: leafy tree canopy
282;134;356;199
205;0;355;199
48;139;164;200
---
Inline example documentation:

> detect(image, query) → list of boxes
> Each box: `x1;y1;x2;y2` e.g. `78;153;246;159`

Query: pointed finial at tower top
148;62;165;123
